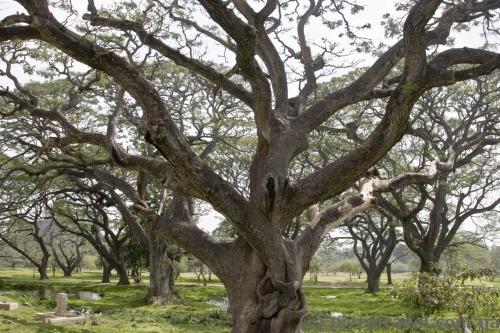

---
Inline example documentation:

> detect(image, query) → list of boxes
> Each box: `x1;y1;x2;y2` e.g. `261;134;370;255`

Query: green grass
304;288;418;317
0;269;498;332
0;269;230;333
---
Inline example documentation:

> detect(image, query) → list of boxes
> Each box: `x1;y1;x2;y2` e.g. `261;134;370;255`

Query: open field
0;269;498;332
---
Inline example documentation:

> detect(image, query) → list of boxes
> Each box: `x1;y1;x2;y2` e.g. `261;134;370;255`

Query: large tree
0;200;53;280
0;56;248;302
345;211;398;292
379;76;500;274
1;1;500;332
50;190;132;285
50;233;86;277
0;168;53;280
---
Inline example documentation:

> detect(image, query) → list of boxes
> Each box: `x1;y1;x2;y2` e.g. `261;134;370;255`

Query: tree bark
101;263;112;283
228;279;304;332
418;254;441;275
148;237;173;304
38;264;49;280
366;272;380;293
169;265;175;289
37;253;50;280
386;263;393;285
224;244;305;333
62;268;72;277
115;264;130;285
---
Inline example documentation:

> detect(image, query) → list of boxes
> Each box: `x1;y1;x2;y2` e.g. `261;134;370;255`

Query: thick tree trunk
418;255;441;275
62;269;72;277
148;238;173;304
366;271;380;293
386;263;393;285
225;246;305;333
38;255;49;280
101;264;112;283
38;265;49;280
228;276;305;332
115;264;130;285
169;265;176;289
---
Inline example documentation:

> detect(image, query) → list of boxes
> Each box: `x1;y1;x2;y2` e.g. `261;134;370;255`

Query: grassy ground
0;269;498;332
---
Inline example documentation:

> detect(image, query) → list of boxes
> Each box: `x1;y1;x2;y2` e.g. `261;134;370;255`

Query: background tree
336;260;363;282
385;253;408;286
0;241;26;270
188;255;212;287
379;76;500;274
50;191;131;285
441;234;493;276
0;187;53;280
308;258;321;285
124;234;147;283
0;50;252;303
491;246;500;273
50;233;86;277
345;211;398;292
314;238;342;276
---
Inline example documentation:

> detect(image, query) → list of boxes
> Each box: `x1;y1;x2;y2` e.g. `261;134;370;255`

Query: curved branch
82;12;253;107
3;3;251;232
298;158;453;267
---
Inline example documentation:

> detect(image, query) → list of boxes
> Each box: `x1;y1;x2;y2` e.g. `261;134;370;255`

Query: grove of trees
0;1;499;332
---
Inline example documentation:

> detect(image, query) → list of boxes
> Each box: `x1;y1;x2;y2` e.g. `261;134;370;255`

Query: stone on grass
55;293;68;316
35;292;86;325
0;301;19;310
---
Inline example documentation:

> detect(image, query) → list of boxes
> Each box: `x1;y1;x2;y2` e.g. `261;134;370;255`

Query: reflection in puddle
207;298;229;311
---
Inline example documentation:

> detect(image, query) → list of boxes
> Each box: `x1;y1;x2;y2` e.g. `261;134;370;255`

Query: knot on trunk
256;271;305;332
262;173;289;214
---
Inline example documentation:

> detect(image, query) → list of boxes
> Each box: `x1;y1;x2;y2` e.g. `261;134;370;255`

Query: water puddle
330;312;343;318
207;298;229;311
0;288;102;300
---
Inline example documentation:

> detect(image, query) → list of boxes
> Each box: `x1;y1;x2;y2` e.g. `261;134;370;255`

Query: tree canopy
1;1;499;332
